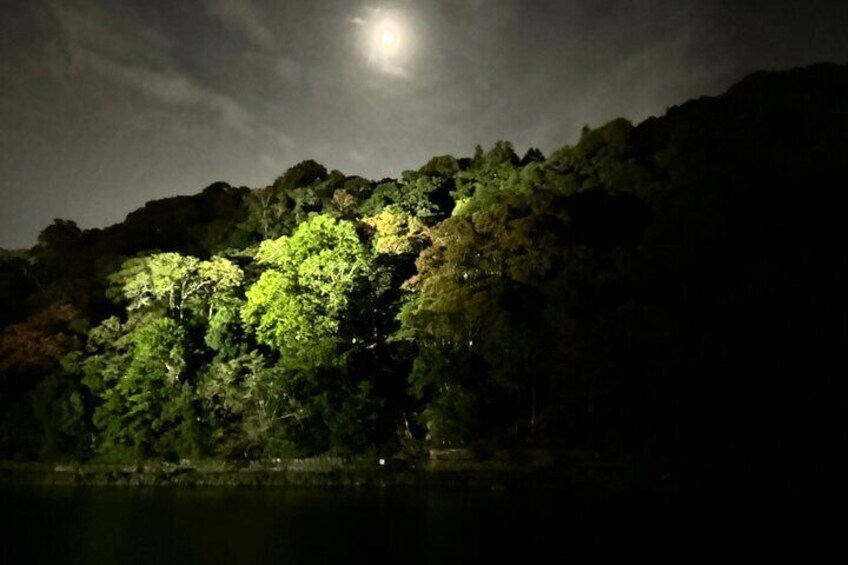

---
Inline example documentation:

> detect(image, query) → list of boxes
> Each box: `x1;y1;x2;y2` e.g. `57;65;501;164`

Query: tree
242;215;373;366
0;250;36;327
360;172;453;220
31;219;85;280
0;303;88;459
84;317;198;458
0;303;84;377
420;155;461;178
242;186;294;240
364;206;429;257
329;189;358;219
197;352;300;458
453;141;521;204
398;191;570;446
273;160;329;192
108;253;243;322
241;215;383;453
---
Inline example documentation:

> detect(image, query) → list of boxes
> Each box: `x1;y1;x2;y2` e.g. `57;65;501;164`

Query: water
1;486;842;564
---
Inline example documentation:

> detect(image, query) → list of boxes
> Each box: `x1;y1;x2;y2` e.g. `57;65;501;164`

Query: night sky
2;0;847;249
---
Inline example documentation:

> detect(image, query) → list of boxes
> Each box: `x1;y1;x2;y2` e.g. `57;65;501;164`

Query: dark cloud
2;0;847;248
203;0;274;49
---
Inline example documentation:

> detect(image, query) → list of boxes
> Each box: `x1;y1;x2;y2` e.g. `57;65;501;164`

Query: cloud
260;153;283;173
275;57;304;83
48;0;172;69
51;1;257;134
572;0;730;123
80;50;254;133
439;0;487;17
348;149;367;165
368;52;412;80
204;0;274;49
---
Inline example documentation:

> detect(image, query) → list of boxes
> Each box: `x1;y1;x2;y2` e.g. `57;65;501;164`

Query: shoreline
3;454;836;496
0;452;639;489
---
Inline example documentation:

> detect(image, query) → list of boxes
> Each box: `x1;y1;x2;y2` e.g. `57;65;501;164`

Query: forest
1;63;847;482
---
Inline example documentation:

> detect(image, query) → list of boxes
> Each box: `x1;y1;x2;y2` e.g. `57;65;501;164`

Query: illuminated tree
240;215;382;453
108;253;243;321
84;317;197;458
329;189;358;219
364;206;429;256
243;186;294;240
242;215;372;366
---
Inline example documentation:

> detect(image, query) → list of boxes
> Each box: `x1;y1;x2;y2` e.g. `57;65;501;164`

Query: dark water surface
1;486;842;564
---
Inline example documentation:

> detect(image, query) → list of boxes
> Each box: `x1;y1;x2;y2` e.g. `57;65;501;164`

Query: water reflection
0;487;838;564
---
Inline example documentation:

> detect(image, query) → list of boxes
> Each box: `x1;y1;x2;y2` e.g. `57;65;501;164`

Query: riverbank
0;450;641;489
4;451;828;494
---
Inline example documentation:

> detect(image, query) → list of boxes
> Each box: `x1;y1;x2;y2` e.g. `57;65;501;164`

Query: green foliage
85;317;197;458
5;64;848;473
364;207;429;256
360;171;453;219
273;160;329;192
108;253;199;315
242;186;294;240
420;155;461;178
238;215;388;454
398;188;573;445
204;307;247;359
198;352;295;457
242;215;372;366
547;118;652;197
453;141;520;201
108;253;243;321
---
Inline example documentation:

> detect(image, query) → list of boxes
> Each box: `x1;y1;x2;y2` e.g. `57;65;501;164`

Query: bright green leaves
86;252;246;457
126;317;187;384
239;215;385;454
85;317;193;458
360;172;452;219
243;215;373;367
199;257;244;301
108;253;243;321
107;253;194;314
243;269;340;366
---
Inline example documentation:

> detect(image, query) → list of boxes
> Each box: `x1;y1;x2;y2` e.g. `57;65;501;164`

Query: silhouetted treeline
1;63;846;486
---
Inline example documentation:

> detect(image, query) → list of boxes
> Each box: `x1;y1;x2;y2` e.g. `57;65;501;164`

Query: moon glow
361;11;414;77
380;29;397;48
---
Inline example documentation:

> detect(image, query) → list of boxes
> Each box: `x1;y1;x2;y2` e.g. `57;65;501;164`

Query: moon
380;29;397;48
361;13;414;77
